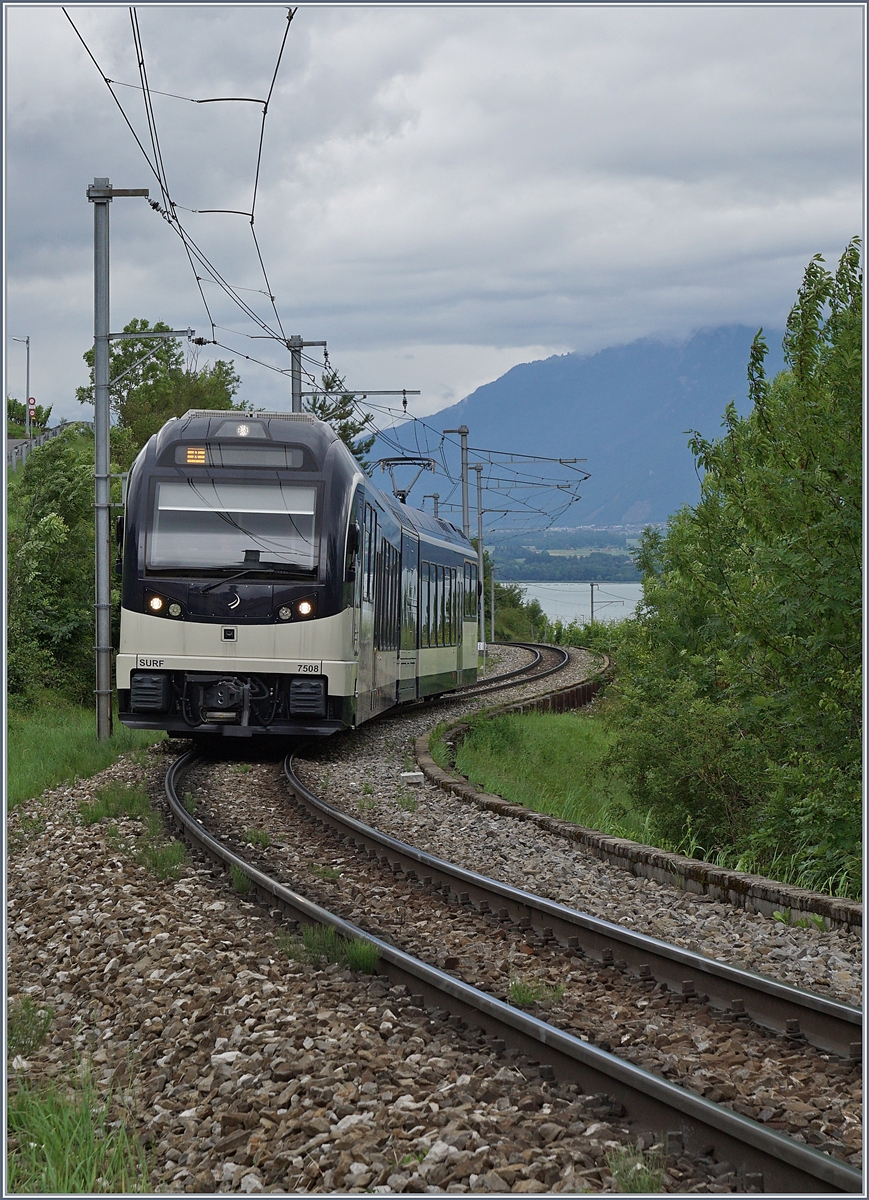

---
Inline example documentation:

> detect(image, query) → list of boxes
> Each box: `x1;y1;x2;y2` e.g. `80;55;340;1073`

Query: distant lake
515;581;644;625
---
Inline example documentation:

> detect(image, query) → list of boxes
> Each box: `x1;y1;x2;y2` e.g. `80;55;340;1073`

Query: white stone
334;1113;373;1134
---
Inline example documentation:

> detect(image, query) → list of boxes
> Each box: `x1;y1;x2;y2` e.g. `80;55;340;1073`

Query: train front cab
116;412;364;738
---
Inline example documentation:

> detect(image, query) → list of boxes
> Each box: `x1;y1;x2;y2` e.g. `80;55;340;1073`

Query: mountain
374;326;786;527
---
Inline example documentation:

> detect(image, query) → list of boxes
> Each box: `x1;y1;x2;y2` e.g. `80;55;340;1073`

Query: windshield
147;479;318;572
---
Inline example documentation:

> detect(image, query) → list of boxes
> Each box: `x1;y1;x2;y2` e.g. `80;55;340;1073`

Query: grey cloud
4;4;862;424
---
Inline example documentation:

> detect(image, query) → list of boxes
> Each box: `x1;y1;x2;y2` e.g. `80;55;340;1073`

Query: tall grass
7;694;163;809
451;711;650;841
7;1071;150;1193
445;710;855;897
7;997;54;1059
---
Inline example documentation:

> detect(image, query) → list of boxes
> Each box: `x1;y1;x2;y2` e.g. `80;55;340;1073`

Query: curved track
281;753;861;1062
165;750;862;1194
388;642;573;717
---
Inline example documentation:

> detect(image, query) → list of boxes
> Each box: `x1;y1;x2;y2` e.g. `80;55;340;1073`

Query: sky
4;3;864;427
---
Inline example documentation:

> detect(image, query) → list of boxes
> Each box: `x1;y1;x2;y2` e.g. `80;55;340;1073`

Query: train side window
364;506;377;602
467;563;477;618
437;564;446;647
448;567;457;644
421;562;430;646
443;566;450;646
345;517;359;581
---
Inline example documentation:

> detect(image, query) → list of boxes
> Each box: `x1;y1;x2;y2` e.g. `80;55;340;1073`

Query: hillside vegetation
550;242;861;898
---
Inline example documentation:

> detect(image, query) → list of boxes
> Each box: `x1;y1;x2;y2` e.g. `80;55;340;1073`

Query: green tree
7;430;96;702
605;239;862;896
7;395;52;434
303;367;375;468
77;318;242;469
76;318;184;415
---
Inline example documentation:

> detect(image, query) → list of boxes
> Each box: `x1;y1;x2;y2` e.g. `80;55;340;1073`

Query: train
116;410;480;738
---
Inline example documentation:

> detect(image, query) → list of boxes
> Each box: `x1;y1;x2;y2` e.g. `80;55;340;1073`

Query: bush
6;430;98;703
600;242;862;898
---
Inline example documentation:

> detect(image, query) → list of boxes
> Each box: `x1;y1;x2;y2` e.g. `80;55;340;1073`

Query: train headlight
147;595;165;613
278;606;292;621
168;602;182;618
296;599;314;618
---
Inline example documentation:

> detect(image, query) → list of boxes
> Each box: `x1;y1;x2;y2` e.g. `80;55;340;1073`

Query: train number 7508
297;663;321;673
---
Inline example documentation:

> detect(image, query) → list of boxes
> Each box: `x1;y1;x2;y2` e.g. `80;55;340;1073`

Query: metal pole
590;582;595;624
24;337;31;437
444;425;470;537
473;463;485;666
10;336;30;435
490;559;495;643
87;177;149;740
288;335;302;412
91;177;113;740
460;426;469;539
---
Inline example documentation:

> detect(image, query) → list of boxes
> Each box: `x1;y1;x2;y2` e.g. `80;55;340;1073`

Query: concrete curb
415;674;861;933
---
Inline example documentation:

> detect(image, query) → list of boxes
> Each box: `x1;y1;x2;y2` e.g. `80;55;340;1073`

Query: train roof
383;491;469;547
153;410;344;459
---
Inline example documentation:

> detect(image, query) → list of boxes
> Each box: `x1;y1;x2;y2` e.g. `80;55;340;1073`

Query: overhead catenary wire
130;4;292;346
64;9;587;536
64;6;297;357
343;398;589;536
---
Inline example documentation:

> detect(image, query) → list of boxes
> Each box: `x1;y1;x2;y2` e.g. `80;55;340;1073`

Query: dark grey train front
117;411;480;737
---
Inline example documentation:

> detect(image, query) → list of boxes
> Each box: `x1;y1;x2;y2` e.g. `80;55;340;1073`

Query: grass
448;711;651;841
605;1143;666;1192
279;925;380;973
307;862;343;880
774;908;826;931
361;780;374;796
138;838;187;880
7;1069;150;1193
244;826;271;848
7;693;164;810
79;787;187;880
231;865;253;895
7;997;54;1059
79;782;151;825
396;791;418;812
507;977;565;1007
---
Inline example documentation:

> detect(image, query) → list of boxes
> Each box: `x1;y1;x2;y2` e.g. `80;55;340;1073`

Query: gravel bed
7;648;861;1194
294;647;862;1011
9;744;750;1194
194;758;862;1166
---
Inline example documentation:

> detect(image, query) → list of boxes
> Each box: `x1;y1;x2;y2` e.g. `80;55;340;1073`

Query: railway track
165;746;862;1194
389;642;574;715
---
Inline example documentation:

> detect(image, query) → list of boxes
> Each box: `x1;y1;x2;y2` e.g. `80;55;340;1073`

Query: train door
398;530;419;702
355;500;377;724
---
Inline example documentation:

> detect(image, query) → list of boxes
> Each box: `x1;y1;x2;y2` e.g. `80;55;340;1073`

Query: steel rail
282;754;862;1062
457;642;570;698
382;642;570;718
165;751;862;1194
455;640;543;689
